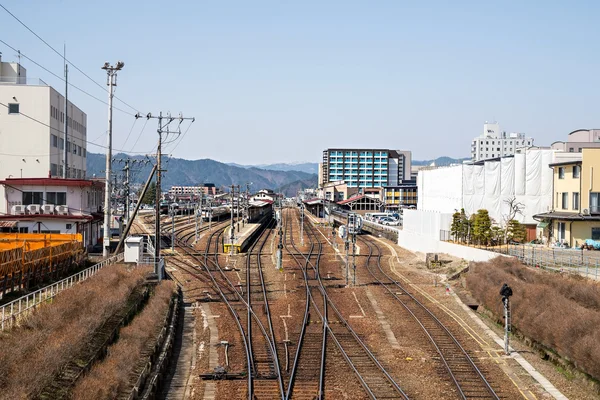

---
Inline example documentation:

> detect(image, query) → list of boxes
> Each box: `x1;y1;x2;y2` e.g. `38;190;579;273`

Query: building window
573;192;580;210
558;222;566;241
46;192;67;205
591;192;600;213
66;141;71;152
8;103;19;114
50;163;58;176
593;228;600;241
59;138;64;150
562;192;568;210
51;134;58;147
569;148;574;152
579;148;582;152
558;167;565;179
66;223;72;230
573;165;580;178
23;192;43;205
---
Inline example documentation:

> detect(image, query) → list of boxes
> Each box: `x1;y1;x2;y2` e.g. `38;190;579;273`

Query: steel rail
299;212;410;400
204;225;285;399
360;236;499;400
248;219;286;398
282;209;326;400
169;223;253;400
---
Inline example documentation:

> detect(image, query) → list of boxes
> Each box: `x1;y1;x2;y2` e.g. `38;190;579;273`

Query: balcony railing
590;205;600;214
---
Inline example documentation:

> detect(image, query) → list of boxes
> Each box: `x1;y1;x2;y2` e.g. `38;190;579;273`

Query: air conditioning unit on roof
11;205;25;215
41;204;55;214
27;204;41;214
583;209;590;215
55;205;69;215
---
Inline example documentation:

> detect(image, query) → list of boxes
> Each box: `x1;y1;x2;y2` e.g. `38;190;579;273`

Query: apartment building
0;59;88;215
168;183;219;199
320;149;412;188
551;129;600;153
382;182;418;210
471;122;533;161
534;148;600;247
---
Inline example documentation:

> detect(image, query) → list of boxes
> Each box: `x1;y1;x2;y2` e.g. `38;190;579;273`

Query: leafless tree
502;196;525;240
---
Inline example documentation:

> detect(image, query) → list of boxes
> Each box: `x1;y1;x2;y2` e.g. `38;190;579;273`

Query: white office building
471;122;534;161
0;58;88;180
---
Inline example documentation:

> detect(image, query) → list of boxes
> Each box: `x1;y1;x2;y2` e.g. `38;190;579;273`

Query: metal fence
0;253;124;331
439;230;600;279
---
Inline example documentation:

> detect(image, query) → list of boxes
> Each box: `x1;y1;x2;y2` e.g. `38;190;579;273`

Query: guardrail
0;252;124;331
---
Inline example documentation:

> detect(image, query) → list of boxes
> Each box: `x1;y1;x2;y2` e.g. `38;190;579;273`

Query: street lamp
101;61;124;258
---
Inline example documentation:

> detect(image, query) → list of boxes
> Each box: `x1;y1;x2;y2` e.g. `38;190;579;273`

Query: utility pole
101;60;124;258
276;194;283;271
230;185;235;255
138;111;194;277
63;46;68;179
300;203;304;246
235;185;240;232
171;204;175;252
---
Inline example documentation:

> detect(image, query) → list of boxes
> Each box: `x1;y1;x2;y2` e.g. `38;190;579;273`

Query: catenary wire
0;2;140;113
0;39;135;116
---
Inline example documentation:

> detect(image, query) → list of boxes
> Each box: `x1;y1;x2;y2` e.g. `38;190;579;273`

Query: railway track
282;210;326;400
245;220;285;398
359;235;500;400
284;208;409;400
169;217;285;399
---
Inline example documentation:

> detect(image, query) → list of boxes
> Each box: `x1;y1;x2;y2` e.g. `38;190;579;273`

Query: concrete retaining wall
397;230;508;262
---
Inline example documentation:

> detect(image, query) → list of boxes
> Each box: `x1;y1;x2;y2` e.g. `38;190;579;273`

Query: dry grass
0;264;150;400
71;280;176;400
467;257;600;380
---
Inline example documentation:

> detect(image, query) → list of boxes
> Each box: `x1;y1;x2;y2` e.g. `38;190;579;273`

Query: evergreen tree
472;209;492;245
141;182;157;205
506;219;526;243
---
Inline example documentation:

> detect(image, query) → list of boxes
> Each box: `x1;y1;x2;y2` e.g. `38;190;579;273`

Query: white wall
397;230;506;262
403;209;453;239
417;165;463;213
418;149;554;226
0;85;51;180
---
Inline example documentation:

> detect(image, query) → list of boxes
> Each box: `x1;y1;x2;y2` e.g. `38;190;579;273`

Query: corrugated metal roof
0;221;18;228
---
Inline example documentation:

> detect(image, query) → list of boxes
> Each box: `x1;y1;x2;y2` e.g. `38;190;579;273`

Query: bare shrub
0;264;150;400
466;257;600;380
71;281;176;399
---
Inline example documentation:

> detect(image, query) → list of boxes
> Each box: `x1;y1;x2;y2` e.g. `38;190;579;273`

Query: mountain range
87;154;468;196
228;156;468;174
86;153;318;196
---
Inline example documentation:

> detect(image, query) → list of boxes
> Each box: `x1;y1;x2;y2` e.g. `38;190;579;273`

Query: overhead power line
0;2;140;113
0;102;155;155
0;39;135;116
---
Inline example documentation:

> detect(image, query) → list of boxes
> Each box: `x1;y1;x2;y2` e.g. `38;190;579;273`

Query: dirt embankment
467;257;600;381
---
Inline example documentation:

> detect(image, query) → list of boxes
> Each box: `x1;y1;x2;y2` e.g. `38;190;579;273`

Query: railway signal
500;283;513;355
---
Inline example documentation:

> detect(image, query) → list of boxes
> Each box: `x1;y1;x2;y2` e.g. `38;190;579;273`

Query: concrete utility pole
300;203;304;246
230;185;235;255
276;194;283;271
171;204;175;252
101;61;124;258
63;48;68;178
138;111;194;277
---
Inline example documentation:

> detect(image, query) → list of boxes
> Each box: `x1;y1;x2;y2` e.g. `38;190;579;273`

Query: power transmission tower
137;112;195;278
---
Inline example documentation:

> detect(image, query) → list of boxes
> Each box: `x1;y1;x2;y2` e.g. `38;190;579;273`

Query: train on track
201;206;230;222
331;209;363;235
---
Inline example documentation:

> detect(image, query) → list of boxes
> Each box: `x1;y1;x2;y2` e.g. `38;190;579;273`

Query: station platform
223;222;261;254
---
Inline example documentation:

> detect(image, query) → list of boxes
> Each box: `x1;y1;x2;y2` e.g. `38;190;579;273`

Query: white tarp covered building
416;149;555;227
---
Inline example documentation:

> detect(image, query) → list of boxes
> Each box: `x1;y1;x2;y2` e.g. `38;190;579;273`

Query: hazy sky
2;1;599;164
